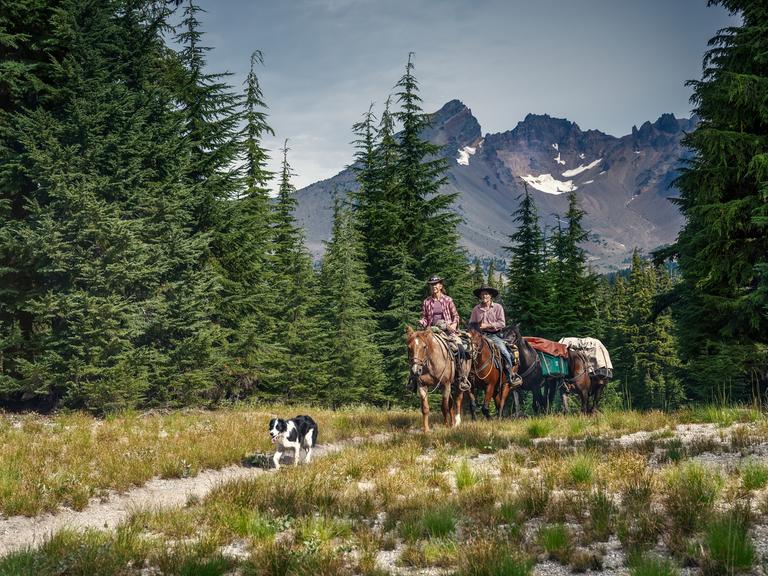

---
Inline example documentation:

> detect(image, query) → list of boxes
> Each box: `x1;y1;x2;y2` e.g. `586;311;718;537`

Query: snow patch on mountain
554;152;565;165
561;158;602;177
456;145;477;166
522;173;577;195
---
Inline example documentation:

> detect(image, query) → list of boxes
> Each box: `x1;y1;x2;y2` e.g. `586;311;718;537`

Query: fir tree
660;0;768;402
542;191;596;338
504;181;547;332
393;54;471;313
0;1;224;409
318;199;386;406
268;142;328;400
215;50;277;399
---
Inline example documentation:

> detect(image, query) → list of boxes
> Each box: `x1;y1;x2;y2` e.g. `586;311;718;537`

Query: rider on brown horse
418;275;467;387
468;285;521;388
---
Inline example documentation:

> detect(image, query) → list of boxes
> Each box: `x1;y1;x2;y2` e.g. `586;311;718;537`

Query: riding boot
505;366;522;388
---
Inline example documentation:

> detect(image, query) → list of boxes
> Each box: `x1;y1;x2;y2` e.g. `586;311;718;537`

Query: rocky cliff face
293;100;694;271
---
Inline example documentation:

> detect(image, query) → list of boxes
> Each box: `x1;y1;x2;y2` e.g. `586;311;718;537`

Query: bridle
469;333;495;381
408;330;452;393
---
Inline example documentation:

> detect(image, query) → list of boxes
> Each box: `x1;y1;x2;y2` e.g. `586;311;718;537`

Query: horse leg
454;388;464;426
469;391;477;421
442;385;454;428
418;385;430;433
498;381;511;419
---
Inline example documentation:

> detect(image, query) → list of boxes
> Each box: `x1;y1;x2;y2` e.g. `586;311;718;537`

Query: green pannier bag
537;351;568;377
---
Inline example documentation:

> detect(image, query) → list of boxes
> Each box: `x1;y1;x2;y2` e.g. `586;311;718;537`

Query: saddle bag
537;351;568;377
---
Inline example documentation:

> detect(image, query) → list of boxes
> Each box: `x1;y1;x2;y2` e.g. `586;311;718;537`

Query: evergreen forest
1;0;765;413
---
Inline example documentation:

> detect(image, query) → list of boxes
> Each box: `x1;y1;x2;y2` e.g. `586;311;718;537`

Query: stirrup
459;376;471;392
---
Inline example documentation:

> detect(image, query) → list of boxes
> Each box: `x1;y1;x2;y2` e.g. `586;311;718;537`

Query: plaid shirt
469;302;506;332
419;294;460;332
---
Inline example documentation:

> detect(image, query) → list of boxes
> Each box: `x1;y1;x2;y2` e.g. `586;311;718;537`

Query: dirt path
0;440;357;556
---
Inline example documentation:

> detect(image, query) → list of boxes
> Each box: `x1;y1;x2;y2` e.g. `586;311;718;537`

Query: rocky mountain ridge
294;100;695;271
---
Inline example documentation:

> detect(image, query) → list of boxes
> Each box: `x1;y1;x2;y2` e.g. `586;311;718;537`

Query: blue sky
190;0;737;190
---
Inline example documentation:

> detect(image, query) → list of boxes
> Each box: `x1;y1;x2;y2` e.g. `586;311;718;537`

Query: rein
471;336;495;381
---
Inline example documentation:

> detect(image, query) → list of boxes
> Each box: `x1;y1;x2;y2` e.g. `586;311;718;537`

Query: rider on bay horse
469;285;522;387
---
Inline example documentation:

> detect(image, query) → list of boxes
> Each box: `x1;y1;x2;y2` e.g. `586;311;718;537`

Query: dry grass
0;405;765;575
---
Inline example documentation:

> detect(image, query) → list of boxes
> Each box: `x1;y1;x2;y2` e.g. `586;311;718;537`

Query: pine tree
0;1;224;410
504;181;547;332
318;199;386;406
268;142;328;400
615;251;684;409
660;0;768;402
542;190;596;338
214;50;277;399
470;259;485;288
393;54;471;313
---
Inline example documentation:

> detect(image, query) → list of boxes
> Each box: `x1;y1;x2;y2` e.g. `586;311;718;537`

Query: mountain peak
424;99;482;148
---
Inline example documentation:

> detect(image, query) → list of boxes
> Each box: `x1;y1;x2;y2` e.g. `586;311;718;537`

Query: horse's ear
406;325;414;336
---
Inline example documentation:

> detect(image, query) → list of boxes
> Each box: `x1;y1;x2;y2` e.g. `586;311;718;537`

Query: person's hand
480;322;490;330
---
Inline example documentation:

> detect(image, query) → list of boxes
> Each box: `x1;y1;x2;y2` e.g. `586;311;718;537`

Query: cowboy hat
473;285;499;298
426;275;444;285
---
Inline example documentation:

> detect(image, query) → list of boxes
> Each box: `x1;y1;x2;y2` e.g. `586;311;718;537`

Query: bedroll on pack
558;337;613;379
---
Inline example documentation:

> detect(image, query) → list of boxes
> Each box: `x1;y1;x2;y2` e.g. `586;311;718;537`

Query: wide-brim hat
426;275;444;285
473;285;499;298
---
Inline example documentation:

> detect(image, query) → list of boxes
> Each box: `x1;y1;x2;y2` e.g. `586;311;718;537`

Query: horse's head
500;323;521;345
405;326;430;378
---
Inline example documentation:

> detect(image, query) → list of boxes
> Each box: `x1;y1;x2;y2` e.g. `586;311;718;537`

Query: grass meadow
0;404;767;575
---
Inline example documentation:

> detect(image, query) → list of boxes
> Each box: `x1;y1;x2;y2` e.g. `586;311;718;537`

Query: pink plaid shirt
469;302;506;332
419;294;460;332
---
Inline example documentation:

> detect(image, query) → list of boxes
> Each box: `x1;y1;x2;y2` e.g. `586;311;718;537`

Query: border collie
268;415;318;470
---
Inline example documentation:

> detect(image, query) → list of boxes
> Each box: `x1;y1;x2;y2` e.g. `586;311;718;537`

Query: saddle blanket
524;337;569;358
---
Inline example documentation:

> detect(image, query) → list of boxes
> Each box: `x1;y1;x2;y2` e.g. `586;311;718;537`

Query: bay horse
467;328;517;418
544;347;593;414
500;324;546;415
406;326;470;431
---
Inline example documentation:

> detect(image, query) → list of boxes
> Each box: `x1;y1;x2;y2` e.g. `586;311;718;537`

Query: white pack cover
558;337;613;374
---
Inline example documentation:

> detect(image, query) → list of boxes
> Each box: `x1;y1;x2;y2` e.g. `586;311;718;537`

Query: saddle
481;335;523;389
432;329;471;391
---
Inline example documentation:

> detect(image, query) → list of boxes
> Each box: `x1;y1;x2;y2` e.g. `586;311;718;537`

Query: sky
189;0;738;191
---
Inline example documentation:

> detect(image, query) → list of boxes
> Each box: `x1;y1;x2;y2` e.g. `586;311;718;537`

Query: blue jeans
485;332;514;370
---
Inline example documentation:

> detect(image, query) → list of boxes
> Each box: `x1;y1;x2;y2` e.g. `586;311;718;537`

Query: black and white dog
268;415;318;470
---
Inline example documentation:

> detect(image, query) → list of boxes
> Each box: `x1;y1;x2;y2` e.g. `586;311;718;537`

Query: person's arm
418;298;429;328
446;297;459;331
468;305;481;326
488;303;506;331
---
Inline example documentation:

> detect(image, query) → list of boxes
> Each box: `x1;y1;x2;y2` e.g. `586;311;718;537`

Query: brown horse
406;326;469;431
467;328;517;418
545;347;593;414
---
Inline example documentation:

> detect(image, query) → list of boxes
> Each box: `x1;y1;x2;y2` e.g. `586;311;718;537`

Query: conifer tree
393;53;471;313
215;50;277;398
268;142;328;400
661;0;768;401
504;182;547;332
318;199;386;406
616;251;684;409
174;0;242;235
542;191;596;338
470;259;485;288
0;1;224;409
